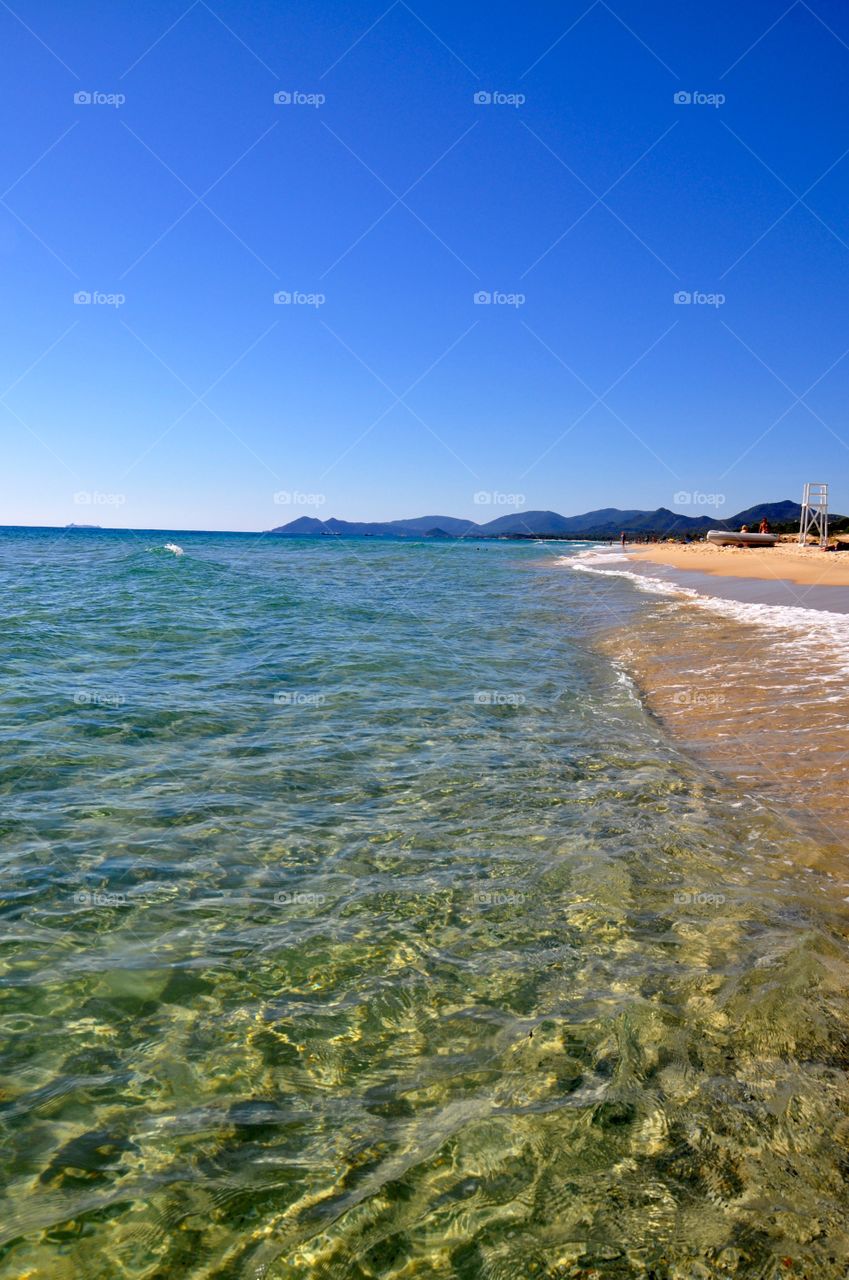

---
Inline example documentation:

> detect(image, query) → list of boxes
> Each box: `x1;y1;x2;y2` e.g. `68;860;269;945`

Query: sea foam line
564;551;849;676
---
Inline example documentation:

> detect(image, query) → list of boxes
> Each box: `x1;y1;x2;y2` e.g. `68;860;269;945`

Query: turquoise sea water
2;528;849;1279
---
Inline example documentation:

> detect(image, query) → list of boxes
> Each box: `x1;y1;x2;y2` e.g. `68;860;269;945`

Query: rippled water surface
2;528;849;1280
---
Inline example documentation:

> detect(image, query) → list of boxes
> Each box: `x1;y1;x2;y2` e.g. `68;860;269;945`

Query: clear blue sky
3;0;849;529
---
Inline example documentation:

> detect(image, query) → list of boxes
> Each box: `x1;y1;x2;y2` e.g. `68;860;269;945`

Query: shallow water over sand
575;549;849;853
2;530;849;1279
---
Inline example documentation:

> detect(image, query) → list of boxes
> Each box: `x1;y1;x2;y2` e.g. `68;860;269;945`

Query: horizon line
0;497;802;539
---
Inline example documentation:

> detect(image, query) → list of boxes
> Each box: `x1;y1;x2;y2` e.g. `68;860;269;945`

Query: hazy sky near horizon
3;0;849;530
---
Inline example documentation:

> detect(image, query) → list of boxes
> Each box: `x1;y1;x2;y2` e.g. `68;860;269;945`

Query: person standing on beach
620;531;626;548
759;517;770;534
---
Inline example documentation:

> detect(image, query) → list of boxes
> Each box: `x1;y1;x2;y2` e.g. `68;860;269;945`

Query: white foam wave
564;552;849;677
613;666;641;705
164;543;184;557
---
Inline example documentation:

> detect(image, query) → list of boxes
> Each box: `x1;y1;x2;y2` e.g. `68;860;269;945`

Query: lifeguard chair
798;482;828;548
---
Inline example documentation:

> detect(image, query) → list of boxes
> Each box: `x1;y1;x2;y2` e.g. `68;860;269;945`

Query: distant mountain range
269;501;821;539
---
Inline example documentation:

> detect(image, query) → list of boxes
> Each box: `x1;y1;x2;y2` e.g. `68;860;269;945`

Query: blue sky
3;0;849;529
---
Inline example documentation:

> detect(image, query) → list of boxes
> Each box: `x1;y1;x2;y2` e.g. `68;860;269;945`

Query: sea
2;526;849;1280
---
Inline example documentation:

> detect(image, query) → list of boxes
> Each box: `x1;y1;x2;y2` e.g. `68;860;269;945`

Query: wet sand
625;557;849;614
603;599;849;855
627;540;849;587
571;548;849;853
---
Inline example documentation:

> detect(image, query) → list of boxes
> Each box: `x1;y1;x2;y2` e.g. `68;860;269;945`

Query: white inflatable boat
706;530;777;547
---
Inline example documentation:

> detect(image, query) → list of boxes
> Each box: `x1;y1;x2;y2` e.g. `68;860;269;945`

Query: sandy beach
627;539;849;586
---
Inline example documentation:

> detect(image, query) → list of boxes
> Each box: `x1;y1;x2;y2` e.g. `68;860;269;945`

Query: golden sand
627;539;849;587
601;590;849;854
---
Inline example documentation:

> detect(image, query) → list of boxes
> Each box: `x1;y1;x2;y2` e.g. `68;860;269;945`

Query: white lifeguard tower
798;482;829;548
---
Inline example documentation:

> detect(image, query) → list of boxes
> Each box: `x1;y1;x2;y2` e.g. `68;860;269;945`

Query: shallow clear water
2;528;849;1279
575;549;849;853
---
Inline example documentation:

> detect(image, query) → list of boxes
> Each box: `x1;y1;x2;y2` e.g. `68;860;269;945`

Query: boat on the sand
706;530;777;547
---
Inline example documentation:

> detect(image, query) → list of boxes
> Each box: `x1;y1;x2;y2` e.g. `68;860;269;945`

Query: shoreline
625;540;849;587
579;547;849;854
